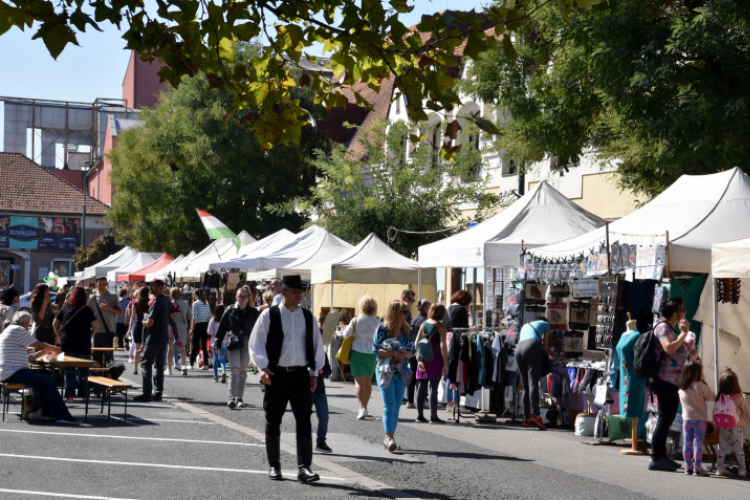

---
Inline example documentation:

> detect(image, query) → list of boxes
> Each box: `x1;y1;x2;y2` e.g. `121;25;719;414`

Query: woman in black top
30;283;56;345
444;290;472;413
52;287;98;401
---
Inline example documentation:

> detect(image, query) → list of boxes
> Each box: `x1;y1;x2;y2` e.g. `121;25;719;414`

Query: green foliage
465;0;750;199
0;0;598;151
106;43;330;255
269;119;506;258
73;234;122;272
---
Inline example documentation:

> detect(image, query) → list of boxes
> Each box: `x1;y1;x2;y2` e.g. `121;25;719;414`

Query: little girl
715;368;750;477
678;360;715;476
208;305;227;383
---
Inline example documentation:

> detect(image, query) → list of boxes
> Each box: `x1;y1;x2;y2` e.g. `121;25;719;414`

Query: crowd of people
2;277;750;483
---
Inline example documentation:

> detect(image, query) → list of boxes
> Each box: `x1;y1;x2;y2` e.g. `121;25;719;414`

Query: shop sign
572;279;599;299
0;215;80;250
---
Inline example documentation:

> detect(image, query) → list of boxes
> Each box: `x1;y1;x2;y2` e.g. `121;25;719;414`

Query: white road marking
0;453;345;481
107;417;216;424
0;429;263;446
0;488;141;500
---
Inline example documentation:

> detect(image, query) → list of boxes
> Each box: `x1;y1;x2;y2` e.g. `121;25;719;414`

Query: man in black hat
134;279;171;402
249;274;326;483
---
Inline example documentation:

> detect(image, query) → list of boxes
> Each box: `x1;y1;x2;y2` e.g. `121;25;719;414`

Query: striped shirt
192;300;211;323
0;325;36;381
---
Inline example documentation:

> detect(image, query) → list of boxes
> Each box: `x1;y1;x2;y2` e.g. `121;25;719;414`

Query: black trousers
93;331;115;365
116;323;128;349
417;379;440;419
650;376;680;461
263;368;313;439
407;357;418;403
515;339;543;419
190;322;209;367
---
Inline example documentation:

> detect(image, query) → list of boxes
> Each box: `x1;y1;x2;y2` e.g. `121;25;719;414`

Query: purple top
653;322;689;386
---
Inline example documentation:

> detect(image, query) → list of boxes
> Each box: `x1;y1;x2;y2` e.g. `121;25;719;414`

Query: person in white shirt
249;275;325;483
270;279;283;306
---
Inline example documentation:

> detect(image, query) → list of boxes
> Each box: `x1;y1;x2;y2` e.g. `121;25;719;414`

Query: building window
52;260;71;278
395;95;401;114
550;155;580;171
0;260;12;288
502;158;519;176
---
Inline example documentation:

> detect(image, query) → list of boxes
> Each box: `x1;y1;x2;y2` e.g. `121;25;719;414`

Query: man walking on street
249;275;325;483
88;277;122;366
134;279;171;402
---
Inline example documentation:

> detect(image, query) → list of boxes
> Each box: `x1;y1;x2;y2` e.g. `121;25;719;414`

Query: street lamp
82;160;91;247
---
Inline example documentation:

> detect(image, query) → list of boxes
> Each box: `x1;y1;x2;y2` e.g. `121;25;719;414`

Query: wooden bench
1;383;27;421
86;377;132;423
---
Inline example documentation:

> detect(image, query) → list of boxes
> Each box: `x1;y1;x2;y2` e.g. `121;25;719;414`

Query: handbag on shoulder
336;319;356;364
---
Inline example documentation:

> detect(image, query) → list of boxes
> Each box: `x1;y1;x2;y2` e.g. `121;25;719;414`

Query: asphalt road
1;352;748;500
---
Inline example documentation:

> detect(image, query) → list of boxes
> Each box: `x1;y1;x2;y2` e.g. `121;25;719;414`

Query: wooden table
34;355;96;422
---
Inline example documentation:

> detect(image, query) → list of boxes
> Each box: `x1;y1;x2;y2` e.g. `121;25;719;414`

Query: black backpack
633;321;664;380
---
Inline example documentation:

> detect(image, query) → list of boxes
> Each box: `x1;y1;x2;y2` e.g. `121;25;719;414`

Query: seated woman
0;311;78;424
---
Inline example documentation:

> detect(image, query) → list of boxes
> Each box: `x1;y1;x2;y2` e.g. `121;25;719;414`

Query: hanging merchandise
595;280;625;350
652;284;669;314
596;243;609;276
569;301;590;330
549;283;570;298
524;304;547;323
572;279;598;299
635;246;648;280
517;251;527;280
505;318;521;346
717;278;742;304
586;248;598;277
546;302;568;327
503;287;522;316
610;240;621;274
548;329;565;360
527;256;539;281
563;330;584;358
654;245;667;280
524;282;547;304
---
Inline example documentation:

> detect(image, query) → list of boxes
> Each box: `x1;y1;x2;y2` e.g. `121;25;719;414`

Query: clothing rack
447;327;505;424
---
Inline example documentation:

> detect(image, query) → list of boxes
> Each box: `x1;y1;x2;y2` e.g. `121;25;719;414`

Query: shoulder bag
226;306;247;351
93;296;112;337
336;319;356;365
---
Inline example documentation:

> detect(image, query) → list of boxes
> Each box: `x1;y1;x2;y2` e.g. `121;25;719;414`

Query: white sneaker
236;399;246;408
28;409;44;419
227;398;236;409
384;439;397;453
406;402;416;409
357;409;366;420
182;368;188;376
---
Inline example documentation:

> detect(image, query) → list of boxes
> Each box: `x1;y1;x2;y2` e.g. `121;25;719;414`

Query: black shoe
268;465;282;480
315;442;333;454
648;457;678;472
665;456;681;469
415;415;429;423
430;416;445;424
133;394;152;402
298;466;320;483
152;393;162;402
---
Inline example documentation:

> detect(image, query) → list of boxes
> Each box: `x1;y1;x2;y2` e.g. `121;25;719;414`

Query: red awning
117;253;174;282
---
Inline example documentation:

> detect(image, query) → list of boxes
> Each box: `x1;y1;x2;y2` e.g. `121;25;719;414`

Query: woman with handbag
341;295;381;420
515;317;551;430
190;288;211;370
415;303;449;424
170;287;192;375
215;286;259;409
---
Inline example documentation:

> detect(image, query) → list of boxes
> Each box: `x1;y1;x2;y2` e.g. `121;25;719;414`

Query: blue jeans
311;391;329;444
445;378;458;403
174;345;180;366
5;369;73;420
213;345;227;378
376;372;406;434
140;343;166;396
63;352;91;399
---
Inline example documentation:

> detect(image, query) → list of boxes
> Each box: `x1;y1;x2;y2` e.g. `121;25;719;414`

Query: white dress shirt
272;293;283;306
249;303;325;373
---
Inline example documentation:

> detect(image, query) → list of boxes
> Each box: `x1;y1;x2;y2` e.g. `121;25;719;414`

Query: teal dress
614;330;647;417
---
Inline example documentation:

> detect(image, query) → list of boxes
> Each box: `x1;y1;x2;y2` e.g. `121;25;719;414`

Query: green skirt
349;349;377;377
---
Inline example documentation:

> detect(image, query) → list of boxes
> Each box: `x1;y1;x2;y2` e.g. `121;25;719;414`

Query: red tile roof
0;153;109;215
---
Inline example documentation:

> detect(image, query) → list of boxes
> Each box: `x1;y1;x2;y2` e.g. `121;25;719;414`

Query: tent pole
418;267;422;303
712;277;720;391
665;231;670;279
472;267;478;326
605;221;611;278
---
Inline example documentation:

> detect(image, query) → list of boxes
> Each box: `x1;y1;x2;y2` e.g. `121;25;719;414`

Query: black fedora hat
280;275;305;290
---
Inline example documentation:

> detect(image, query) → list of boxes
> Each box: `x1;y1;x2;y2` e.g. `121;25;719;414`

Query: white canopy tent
106;252;162;282
177;230;257;280
418;181;606;269
534;168;750;273
273;232;354;281
693;236;750;392
145;252;194;282
312;233;437;313
207;229;296;270
75;246;139;280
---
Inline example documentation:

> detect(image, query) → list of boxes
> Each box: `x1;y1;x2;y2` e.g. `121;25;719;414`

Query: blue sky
0;0;490;104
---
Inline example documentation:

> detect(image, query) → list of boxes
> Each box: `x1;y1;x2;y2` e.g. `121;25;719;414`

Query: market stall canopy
418;181;606;269
118;253;174;282
208;228;296;270
273;232;354;281
534;168;750;274
145;252;195;282
210;226;348;272
107;252;162;282
311;233;436;285
712;237;750;279
177;230;257;279
78;247;139;279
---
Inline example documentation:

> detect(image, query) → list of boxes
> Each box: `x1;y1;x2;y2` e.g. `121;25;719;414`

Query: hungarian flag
196;209;240;253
